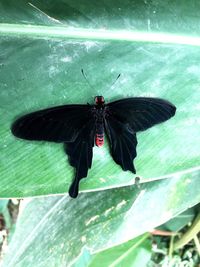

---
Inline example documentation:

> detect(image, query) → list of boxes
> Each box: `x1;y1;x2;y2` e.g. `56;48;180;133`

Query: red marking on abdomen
95;134;104;147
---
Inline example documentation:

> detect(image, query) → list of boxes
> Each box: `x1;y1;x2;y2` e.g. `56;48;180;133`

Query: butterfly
11;96;176;198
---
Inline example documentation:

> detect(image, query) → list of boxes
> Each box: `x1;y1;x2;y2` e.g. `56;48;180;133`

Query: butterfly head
94;96;105;105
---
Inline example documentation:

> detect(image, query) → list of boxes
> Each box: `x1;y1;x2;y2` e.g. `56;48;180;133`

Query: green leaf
1;0;200;197
160;207;196;232
89;234;151;267
72;236;151;267
71;247;92;267
2;170;200;267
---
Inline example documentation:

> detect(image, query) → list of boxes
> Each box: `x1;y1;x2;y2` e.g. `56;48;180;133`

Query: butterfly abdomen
95;121;104;147
96;133;104;147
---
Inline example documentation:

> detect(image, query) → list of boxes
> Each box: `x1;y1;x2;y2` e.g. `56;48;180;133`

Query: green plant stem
193;235;200;256
173;213;200;250
169;235;175;258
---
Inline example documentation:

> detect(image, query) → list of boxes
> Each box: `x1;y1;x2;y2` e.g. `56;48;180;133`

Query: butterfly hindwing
105;116;137;173
11;105;92;142
64;118;96;198
107;97;176;132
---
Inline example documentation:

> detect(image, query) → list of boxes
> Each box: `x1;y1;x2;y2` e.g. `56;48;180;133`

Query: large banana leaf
0;0;200;197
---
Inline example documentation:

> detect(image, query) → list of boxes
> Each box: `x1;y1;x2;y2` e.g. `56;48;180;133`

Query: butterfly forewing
107;97;176;132
11;104;92;142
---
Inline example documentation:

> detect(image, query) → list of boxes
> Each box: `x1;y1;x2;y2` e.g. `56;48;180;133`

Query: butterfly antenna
81;69;94;90
110;73;121;87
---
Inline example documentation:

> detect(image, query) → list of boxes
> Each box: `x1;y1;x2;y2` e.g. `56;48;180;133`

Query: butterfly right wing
11;104;92;142
64;118;96;198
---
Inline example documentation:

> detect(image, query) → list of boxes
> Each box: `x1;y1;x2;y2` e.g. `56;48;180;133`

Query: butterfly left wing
104;116;137;173
64;118;96;198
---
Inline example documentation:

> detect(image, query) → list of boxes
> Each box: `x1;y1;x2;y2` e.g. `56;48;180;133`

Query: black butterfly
11;96;176;198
